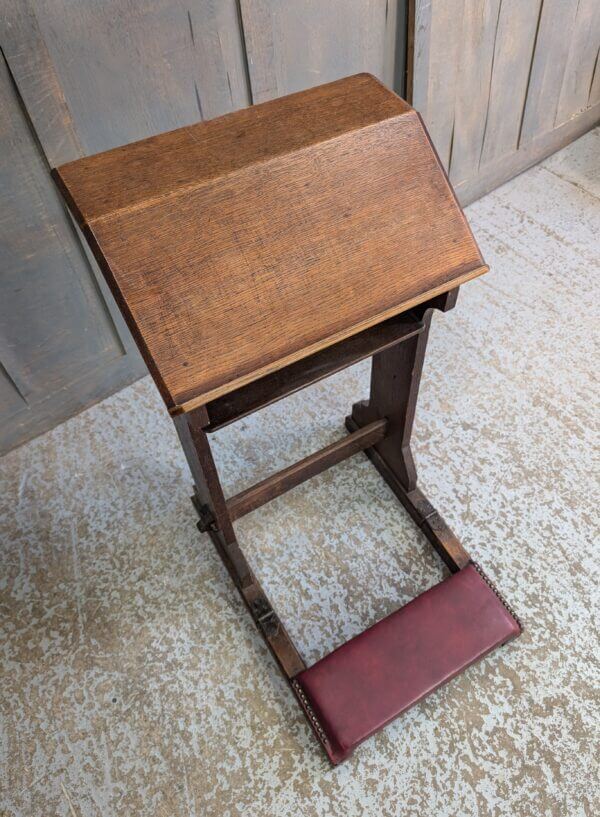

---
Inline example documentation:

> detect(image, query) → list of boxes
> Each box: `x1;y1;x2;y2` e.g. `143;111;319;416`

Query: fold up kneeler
53;73;522;764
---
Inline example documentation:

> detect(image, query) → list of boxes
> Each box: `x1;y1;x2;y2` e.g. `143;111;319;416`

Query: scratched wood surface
54;75;487;414
410;0;600;204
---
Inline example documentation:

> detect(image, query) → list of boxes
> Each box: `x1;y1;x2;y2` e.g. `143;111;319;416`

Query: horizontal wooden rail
227;419;388;522
205;312;423;431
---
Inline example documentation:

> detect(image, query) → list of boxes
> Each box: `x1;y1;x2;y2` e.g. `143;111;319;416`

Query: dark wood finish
178;409;305;678
203;523;306;679
348;290;458;493
345;415;470;572
205;311;424;431
174;408;237;546
346;292;469;572
227;419;388;522
350;314;432;492
53;74;487;414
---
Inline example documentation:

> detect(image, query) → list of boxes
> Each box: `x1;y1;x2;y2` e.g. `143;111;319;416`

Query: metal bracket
250;597;280;638
190;493;217;532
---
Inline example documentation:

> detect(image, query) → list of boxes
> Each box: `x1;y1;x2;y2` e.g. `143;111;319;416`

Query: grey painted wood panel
13;0;250;156
410;0;464;169
456;101;600;205
411;0;600;204
519;0;582;144
449;0;501;185
240;0;401;102
478;0;542;167
555;0;600;126
0;53;138;453
0;0;250;453
590;50;600;107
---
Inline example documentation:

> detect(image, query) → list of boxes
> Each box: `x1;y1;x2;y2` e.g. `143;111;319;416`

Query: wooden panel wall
0;0;251;454
410;0;600;204
239;0;404;101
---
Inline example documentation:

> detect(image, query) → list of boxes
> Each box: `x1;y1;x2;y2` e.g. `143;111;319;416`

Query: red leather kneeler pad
292;563;521;764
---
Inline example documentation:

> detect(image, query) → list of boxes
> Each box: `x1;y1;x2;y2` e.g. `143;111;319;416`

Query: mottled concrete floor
1;129;599;817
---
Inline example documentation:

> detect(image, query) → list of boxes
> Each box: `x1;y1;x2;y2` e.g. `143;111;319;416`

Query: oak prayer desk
53;74;521;765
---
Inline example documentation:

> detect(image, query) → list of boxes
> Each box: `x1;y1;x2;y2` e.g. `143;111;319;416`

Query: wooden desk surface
54;74;487;414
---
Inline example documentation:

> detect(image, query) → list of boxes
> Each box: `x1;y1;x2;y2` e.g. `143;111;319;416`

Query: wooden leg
174;407;306;678
350;312;432;492
348;301;470;572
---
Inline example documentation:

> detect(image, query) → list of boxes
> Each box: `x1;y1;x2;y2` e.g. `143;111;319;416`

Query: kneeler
53;74;521;765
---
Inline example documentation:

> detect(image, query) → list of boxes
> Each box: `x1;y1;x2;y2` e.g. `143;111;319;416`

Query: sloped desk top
53;73;487;414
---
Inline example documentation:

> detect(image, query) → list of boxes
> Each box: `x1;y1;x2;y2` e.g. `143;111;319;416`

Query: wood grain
0;46;145;454
239;0;400;102
449;0;502;185
410;0;599;203
456;101;600;206
517;0;581;145
23;0;250;154
478;0;543;167
0;0;250;451
54;74;486;414
555;0;600;127
205;310;425;431
410;0;464;170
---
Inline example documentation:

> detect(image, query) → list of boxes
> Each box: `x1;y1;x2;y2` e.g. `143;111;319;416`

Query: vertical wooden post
348;291;470;573
351;313;432;491
173;406;306;678
174;406;236;541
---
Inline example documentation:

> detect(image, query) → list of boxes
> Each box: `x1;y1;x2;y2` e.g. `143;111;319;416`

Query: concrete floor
1;128;599;817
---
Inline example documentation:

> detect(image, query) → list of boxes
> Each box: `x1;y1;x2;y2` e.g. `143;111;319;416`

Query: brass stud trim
291;679;330;749
471;560;523;631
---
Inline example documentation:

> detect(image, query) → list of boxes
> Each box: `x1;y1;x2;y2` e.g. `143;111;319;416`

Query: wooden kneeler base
191;425;523;765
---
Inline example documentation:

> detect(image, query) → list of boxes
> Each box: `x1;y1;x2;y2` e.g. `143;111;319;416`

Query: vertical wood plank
383;0;399;91
410;0;599;202
449;0;501;185
240;0;399;103
0;52;142;452
589;50;600;107
411;0;464;170
479;0;543;166
25;0;250;154
408;0;431;108
519;0;581;144
1;1;83;165
238;0;277;102
555;0;600;126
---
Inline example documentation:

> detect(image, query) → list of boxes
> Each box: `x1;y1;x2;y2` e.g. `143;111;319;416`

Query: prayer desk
53;74;521;764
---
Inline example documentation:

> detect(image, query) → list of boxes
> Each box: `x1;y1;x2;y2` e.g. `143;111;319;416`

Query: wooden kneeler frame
53;74;522;765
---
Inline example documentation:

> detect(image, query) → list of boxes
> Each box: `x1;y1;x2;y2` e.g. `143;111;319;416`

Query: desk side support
172;288;470;684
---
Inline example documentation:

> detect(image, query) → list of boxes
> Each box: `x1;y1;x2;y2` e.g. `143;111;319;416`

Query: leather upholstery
293;563;521;764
